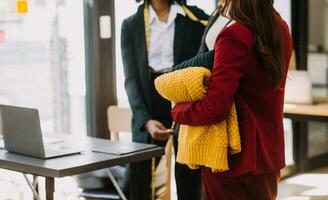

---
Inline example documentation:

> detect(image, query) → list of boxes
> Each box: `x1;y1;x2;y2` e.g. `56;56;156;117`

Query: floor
278;167;328;200
0;169;82;200
0;167;327;200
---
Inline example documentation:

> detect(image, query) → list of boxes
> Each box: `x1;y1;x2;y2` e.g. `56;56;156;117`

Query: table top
284;97;328;121
0;136;164;178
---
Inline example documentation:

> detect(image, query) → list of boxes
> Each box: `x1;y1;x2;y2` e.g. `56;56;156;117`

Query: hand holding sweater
155;67;241;172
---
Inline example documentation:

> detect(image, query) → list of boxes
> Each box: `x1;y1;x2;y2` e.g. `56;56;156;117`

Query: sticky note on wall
17;0;28;14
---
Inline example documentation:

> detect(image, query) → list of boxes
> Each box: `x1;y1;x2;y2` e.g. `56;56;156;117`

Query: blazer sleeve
121;20;152;131
172;50;214;71
171;27;251;126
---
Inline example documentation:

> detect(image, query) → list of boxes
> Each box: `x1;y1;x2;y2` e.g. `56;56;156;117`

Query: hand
145;120;172;141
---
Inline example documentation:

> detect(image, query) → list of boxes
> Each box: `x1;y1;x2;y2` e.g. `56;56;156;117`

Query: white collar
149;3;185;25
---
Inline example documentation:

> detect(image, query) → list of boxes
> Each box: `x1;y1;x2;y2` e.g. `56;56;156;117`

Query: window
0;0;86;135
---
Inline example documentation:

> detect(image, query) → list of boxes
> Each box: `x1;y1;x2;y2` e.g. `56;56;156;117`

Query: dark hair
135;0;184;4
220;0;283;88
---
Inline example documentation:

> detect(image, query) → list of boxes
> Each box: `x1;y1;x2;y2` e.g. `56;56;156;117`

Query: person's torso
148;3;185;72
217;19;293;177
125;4;207;108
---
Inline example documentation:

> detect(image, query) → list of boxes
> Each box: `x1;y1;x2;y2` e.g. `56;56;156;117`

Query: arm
121;20;151;131
172;50;214;71
171;27;251;126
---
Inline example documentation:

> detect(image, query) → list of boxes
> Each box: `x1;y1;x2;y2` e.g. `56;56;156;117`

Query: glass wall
0;0;86;135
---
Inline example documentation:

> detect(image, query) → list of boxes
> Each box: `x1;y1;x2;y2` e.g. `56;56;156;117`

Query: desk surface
0;136;164;178
284;103;328;117
284;97;328;120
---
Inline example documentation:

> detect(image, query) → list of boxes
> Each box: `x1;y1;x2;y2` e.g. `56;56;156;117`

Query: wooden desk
0;136;164;200
283;98;328;173
284;98;328;121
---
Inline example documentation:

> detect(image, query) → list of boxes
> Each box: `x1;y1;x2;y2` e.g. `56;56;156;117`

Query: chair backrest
107;106;132;141
106;105;172;200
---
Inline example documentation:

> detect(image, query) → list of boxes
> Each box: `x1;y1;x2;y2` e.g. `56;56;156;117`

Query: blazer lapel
174;14;186;65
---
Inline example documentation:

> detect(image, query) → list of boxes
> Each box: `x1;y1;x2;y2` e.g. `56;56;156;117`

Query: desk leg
33;175;39;200
292;121;309;172
23;174;41;200
107;169;127;200
46;177;55;200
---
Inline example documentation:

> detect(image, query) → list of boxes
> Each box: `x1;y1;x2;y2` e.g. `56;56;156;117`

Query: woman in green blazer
121;0;208;199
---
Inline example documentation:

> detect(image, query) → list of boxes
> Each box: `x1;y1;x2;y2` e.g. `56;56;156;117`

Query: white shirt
205;15;232;50
148;3;185;72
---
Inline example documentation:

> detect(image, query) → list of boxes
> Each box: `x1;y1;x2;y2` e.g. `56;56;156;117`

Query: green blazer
121;4;208;143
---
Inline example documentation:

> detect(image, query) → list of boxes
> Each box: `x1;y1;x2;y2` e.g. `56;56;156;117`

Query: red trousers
202;168;281;200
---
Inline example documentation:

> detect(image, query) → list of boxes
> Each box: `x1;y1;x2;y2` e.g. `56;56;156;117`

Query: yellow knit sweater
154;67;241;172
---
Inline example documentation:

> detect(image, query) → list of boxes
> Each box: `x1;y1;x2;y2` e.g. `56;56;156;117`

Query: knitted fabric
155;67;241;172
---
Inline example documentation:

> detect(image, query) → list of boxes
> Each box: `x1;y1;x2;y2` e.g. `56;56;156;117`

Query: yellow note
17;0;28;14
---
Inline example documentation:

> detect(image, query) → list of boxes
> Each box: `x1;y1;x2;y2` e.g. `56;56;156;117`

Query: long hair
220;0;283;87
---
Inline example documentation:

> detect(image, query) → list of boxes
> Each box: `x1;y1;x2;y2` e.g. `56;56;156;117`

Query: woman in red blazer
171;0;293;199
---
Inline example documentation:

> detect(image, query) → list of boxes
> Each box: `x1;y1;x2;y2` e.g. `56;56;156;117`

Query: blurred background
0;0;327;199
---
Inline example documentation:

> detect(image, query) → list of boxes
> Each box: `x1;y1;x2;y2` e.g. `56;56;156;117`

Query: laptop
92;141;157;155
0;104;82;159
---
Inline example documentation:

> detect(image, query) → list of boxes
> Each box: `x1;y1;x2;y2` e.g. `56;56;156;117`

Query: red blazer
171;18;293;177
